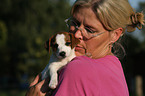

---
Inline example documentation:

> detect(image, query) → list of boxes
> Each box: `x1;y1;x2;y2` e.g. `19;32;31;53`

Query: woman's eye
65;42;71;46
85;27;96;33
71;20;78;26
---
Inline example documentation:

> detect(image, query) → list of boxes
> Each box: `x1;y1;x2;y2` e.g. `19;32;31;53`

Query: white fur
41;33;76;89
55;34;72;59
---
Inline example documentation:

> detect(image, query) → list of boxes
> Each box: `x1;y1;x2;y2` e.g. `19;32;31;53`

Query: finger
25;86;35;96
30;75;40;87
38;91;46;96
33;80;46;96
32;86;38;96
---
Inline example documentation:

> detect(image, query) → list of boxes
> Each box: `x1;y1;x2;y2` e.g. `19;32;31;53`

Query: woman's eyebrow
84;24;99;32
72;17;99;32
72;17;80;24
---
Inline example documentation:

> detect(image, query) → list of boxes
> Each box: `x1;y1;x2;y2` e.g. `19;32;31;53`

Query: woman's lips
75;45;85;50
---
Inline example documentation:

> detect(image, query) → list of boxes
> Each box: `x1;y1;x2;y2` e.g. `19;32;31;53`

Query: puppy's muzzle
59;51;66;58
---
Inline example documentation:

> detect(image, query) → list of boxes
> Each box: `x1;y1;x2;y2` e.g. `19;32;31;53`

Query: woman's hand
25;74;52;96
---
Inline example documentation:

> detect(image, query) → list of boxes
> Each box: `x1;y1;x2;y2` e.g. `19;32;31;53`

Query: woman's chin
75;51;85;57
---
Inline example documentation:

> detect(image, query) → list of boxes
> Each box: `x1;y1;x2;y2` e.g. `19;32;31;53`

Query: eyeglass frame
65;17;106;39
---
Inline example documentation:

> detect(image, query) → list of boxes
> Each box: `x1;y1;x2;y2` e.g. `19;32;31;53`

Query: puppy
41;32;79;89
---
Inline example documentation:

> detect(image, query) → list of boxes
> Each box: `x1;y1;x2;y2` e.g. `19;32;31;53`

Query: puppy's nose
59;51;66;57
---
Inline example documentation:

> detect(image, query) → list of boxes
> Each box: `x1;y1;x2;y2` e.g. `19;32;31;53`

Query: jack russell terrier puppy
41;32;79;89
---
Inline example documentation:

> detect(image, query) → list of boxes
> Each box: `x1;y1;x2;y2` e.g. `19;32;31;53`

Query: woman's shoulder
67;56;93;69
61;56;92;77
63;55;120;75
69;55;120;66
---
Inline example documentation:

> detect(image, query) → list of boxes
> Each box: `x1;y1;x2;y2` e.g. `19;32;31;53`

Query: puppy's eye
65;42;71;46
53;44;58;48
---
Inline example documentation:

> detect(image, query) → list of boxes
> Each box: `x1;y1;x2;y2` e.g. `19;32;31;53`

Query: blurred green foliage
0;90;26;96
0;0;71;84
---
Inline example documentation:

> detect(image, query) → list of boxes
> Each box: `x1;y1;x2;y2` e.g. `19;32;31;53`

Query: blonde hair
71;0;145;34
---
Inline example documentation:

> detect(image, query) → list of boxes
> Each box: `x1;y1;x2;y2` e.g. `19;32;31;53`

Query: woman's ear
110;28;123;43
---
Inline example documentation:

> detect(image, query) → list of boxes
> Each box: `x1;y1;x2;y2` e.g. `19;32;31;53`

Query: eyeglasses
65;17;105;40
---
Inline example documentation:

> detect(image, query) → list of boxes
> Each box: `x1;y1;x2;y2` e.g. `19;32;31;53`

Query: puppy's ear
69;33;80;48
44;37;52;53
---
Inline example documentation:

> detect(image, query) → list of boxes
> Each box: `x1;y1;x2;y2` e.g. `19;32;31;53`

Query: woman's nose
74;29;83;40
69;25;83;40
74;27;83;40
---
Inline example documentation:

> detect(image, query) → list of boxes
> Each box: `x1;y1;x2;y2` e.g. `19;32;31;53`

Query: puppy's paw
49;80;58;89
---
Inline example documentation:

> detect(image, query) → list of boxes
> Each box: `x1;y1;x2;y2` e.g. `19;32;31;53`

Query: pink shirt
53;55;129;96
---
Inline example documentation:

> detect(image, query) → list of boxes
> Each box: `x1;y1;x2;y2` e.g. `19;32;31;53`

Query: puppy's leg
49;66;58;89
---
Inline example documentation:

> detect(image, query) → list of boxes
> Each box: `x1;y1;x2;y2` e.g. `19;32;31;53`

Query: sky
70;0;145;9
128;0;145;8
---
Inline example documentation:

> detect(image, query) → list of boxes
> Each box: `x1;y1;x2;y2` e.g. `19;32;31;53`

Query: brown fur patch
45;32;80;53
69;33;80;48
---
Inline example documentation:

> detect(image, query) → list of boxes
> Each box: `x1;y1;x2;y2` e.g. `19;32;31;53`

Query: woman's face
70;7;113;59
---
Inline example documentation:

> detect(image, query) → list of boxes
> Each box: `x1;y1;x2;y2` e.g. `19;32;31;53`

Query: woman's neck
90;45;113;59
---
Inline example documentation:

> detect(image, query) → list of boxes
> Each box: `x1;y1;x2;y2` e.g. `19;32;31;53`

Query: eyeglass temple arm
65;17;72;27
92;31;105;37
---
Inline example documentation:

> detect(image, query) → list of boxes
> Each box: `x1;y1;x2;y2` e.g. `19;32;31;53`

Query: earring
85;52;92;58
84;49;92;58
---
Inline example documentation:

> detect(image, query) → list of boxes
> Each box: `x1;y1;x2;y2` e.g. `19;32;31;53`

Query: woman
26;0;144;96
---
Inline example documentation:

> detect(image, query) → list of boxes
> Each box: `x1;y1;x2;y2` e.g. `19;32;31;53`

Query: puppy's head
45;32;79;59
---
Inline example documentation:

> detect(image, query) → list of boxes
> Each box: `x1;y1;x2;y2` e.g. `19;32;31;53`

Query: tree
0;0;71;89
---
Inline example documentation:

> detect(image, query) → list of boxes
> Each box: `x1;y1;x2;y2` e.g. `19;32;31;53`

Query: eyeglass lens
65;18;105;39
